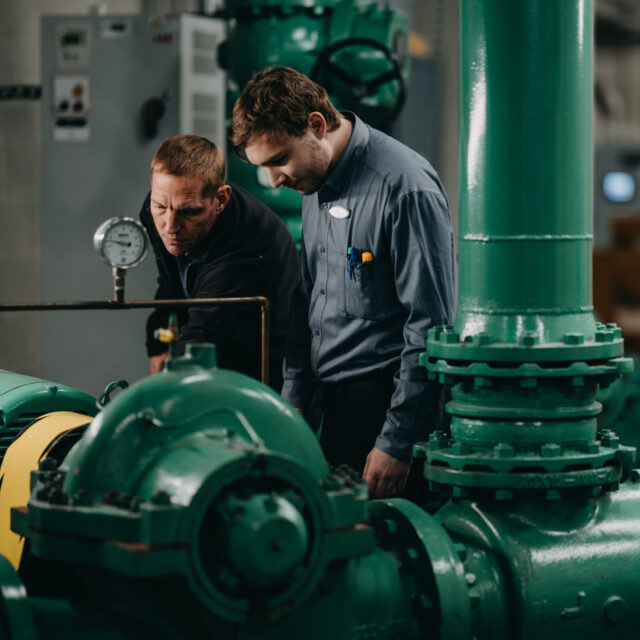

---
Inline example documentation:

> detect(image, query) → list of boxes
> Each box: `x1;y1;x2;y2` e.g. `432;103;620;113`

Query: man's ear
216;184;232;213
308;112;327;139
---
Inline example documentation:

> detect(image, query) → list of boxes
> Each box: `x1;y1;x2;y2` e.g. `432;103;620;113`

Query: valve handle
97;379;129;408
310;36;407;124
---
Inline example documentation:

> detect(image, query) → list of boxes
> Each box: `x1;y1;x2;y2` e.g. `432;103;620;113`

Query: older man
231;67;456;499
140;134;299;389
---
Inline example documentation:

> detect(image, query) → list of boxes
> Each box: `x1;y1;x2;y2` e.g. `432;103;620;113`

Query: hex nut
541;443;561;458
582;443;599;454
151;490;171;505
520;333;538;346
442;331;460;344
494;443;515;458
452;442;471;455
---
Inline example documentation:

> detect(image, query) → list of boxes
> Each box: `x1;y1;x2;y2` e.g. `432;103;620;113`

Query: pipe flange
368;500;472;640
424;323;628;364
415;431;635;493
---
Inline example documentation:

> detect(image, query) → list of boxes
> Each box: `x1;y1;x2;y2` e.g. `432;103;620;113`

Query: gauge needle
106;240;132;247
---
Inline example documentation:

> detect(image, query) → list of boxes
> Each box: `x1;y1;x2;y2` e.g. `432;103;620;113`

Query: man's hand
363;447;410;499
150;352;170;375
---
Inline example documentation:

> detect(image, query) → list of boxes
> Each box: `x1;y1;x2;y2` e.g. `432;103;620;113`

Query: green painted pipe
421;0;634;489
425;0;626;370
458;0;594;346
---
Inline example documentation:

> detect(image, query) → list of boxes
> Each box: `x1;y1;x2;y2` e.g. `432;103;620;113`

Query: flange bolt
428;431;448;451
541;443;562;458
494;443;515;458
441;329;460;344
452;442;471;455
151;490;171;505
519;332;538;346
598;430;620;449
604;596;628;624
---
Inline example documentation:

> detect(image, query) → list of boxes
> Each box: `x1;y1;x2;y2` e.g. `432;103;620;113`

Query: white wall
0;0;197;378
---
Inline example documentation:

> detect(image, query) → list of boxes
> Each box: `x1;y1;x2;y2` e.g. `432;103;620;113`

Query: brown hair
231;66;341;155
150;134;225;199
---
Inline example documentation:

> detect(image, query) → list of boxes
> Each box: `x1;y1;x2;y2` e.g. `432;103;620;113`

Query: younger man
231;67;456;499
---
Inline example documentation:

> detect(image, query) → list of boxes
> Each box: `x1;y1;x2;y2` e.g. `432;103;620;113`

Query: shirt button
320;247;326;253
319;289;325;295
314;330;320;336
320;202;328;209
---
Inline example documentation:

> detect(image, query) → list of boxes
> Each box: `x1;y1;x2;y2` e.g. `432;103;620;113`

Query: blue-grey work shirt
281;114;456;463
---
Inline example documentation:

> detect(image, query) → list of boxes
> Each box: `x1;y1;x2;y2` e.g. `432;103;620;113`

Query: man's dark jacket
140;182;300;389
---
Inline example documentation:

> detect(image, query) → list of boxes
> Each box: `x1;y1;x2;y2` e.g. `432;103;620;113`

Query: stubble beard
291;137;331;195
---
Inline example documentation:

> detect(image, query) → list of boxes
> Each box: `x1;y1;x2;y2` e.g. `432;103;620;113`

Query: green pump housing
2;1;640;639
0;370;97;464
221;0;409;243
9;346;434;639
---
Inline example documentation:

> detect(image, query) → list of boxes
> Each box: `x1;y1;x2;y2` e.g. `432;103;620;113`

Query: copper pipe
0;297;271;385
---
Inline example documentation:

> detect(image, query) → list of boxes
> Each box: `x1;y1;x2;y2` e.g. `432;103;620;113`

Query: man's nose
267;168;285;188
166;209;180;232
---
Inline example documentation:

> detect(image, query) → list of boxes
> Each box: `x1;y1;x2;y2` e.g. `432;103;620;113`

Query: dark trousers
319;367;431;505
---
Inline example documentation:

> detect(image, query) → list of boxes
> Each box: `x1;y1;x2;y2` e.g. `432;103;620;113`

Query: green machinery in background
1;1;640;638
220;0;410;242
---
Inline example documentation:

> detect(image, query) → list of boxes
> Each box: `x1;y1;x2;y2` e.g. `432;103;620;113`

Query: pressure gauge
93;217;149;269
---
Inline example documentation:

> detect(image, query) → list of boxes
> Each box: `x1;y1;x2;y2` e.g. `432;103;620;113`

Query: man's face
244;130;331;196
150;171;218;256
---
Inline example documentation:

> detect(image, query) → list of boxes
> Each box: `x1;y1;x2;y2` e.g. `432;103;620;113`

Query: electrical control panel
41;14;226;393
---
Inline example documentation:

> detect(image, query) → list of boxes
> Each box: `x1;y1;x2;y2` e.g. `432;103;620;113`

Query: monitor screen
603;171;636;203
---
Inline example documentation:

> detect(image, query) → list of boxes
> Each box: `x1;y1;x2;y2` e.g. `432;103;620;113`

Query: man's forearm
375;374;444;463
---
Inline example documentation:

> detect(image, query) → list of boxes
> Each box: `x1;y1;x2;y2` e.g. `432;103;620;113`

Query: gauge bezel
93;216;149;270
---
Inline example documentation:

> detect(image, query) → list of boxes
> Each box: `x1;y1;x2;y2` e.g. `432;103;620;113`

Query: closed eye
177;207;205;217
263;153;288;167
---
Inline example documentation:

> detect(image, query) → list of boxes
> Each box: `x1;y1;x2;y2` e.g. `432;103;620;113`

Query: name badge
329;205;350;219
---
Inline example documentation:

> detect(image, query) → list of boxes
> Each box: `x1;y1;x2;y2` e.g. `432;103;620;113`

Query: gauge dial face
94;217;149;269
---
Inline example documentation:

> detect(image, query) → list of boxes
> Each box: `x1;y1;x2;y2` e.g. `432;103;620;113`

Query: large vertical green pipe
458;0;594;346
421;0;632;485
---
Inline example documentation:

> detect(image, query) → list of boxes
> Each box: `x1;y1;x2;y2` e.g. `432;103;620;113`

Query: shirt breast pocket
343;258;397;321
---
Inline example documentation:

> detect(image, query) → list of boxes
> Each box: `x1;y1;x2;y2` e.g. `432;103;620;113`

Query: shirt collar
180;233;209;263
319;112;369;199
